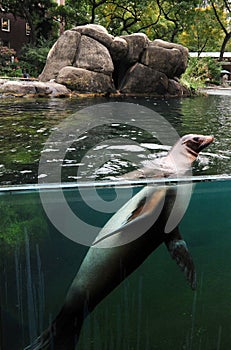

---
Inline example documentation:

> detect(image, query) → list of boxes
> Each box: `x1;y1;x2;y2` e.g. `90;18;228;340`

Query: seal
25;134;213;350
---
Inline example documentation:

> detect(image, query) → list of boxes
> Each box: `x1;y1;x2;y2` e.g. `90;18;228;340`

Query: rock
0;80;36;95
39;30;81;81
0;80;70;97
73;24;114;49
141;44;186;79
153;39;188;76
120;63;169;94
38;24;190;97
75;35;114;75
141;40;188;78
167;79;186;96
109;37;128;61
122;33;150;64
56;66;116;93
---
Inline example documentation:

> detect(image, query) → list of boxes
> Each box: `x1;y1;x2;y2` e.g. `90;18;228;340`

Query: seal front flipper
93;186;166;247
165;227;196;290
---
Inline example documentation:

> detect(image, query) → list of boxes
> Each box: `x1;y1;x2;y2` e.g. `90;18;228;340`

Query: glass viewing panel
0;175;231;349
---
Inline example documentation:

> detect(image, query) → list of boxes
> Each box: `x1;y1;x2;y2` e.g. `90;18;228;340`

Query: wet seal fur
25;134;213;350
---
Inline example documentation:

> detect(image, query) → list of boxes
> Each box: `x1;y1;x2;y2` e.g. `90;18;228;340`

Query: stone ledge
0;79;71;98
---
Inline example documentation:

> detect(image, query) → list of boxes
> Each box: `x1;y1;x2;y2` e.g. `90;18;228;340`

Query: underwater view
0;179;231;349
0;94;231;349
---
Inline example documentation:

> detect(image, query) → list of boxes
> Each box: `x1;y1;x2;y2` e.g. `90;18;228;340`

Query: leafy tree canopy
1;0;231;57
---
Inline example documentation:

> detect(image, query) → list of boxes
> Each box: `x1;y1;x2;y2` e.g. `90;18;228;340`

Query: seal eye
193;137;199;142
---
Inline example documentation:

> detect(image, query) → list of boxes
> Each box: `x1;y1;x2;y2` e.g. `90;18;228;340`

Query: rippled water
0;94;230;185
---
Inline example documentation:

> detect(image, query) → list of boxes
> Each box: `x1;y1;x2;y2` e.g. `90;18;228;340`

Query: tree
209;0;231;60
155;0;198;42
178;6;223;53
98;0;152;36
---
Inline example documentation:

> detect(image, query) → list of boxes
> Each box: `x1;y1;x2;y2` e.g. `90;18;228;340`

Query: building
0;0;65;54
0;13;31;54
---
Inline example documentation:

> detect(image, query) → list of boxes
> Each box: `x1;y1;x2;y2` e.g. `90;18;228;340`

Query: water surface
0;94;230;185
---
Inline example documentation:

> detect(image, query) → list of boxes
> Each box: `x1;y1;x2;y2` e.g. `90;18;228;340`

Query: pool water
0;94;231;185
0;178;231;350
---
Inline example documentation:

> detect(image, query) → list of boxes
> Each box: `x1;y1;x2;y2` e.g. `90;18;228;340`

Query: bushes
181;57;222;91
0;46;22;77
0;39;54;78
19;39;54;77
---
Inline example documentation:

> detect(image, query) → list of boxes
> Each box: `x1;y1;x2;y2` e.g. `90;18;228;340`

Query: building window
25;22;31;36
1;18;10;32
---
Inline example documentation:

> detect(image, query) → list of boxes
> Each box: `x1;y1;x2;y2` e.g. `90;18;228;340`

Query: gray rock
141;40;188;78
167;79;185;96
0;80;36;95
141;45;183;78
73;24;114;49
120;63;169;94
75;35;114;75
56;66;116;93
39;30;81;81
0;80;70;97
153;39;188;75
38;24;189;96
109;37;128;61
122;33;150;64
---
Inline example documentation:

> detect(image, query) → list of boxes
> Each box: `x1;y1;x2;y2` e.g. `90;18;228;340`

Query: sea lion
25;134;213;350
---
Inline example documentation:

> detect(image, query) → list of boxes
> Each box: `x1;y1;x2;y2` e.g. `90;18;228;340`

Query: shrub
0;46;19;77
181;57;221;91
19;38;55;77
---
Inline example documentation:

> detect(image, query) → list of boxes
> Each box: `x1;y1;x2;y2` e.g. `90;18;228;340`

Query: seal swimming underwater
25;134;213;350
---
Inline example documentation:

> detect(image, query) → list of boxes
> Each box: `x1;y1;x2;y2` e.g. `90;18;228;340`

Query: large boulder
56;66;115;93
73;24;114;49
39;24;190;96
141;40;188;79
121;33;150;65
75;35;114;75
39;30;81;81
153;39;188;76
120;63;169;94
109;37;128;61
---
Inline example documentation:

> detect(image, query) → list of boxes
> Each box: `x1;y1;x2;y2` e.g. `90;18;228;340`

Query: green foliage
0;46;16;60
0;46;22;77
0;197;48;250
19;39;55;77
181;57;222;90
0;39;53;78
178;6;225;53
0;1;230;77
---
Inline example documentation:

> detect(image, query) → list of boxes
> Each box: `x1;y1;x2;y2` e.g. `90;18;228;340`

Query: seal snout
197;135;214;152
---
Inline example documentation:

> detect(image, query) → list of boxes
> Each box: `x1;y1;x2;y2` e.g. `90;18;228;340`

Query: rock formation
39;24;189;97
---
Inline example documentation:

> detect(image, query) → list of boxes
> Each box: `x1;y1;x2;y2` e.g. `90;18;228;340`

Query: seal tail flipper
24;309;84;350
165;227;196;290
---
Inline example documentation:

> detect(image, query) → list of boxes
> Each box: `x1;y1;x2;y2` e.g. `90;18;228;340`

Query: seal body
25;134;213;350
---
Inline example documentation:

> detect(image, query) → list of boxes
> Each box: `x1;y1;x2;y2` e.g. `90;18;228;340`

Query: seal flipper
23;309;82;350
165;227;196;290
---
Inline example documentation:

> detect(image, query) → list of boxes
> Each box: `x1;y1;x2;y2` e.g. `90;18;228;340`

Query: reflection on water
0;179;231;349
0;95;230;185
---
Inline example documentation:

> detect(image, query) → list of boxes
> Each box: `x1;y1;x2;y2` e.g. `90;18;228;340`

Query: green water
0;94;231;185
0;179;231;349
